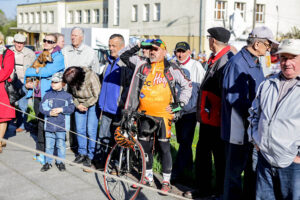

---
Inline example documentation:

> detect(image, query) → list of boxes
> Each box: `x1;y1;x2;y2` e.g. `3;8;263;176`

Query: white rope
0;101;113;150
0;138;189;200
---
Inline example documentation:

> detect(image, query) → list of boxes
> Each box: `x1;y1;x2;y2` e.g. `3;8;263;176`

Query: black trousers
195;123;225;196
172;112;197;178
33;97;45;152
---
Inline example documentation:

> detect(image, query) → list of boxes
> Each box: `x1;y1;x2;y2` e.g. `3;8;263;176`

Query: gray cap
14;33;26;43
51;72;63;82
249;26;279;44
276;39;300;55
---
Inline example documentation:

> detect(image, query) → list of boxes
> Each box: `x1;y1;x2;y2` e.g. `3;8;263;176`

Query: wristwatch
179;102;185;107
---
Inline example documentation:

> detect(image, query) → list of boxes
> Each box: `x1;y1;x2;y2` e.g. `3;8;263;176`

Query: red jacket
0;49;16;121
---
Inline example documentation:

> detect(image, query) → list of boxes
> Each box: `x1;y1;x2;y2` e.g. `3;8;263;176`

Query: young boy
39;72;75;172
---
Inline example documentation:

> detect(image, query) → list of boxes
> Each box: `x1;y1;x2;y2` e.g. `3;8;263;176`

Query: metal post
252;0;257;29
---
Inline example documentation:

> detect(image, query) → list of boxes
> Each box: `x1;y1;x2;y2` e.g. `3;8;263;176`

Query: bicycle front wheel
103;141;146;200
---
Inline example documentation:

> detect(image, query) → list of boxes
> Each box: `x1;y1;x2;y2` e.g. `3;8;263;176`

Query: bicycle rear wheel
104;141;146;200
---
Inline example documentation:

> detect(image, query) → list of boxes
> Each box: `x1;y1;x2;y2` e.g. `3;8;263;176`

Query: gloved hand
170;102;184;113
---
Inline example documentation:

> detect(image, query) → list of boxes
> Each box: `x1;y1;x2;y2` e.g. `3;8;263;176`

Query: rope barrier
0;101;114;150
0;138;190;200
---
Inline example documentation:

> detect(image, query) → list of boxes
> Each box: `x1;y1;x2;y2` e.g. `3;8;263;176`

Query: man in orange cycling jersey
119;39;192;193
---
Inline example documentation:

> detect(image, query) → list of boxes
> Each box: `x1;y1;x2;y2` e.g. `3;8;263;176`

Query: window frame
214;1;227;21
234;2;246;20
143;4;150;22
153;3;160;21
255;4;265;23
131;5;138;22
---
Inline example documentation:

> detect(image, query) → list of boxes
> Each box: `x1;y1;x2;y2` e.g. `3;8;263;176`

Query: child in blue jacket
39;72;75;172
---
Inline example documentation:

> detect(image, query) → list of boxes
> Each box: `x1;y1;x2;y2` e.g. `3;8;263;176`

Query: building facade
16;0;300;53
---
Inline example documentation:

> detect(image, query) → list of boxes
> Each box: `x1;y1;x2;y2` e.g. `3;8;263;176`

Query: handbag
1;50;26;106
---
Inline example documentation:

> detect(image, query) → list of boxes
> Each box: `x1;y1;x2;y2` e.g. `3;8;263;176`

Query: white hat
276;39;300;55
14;33;26;43
249;26;279;44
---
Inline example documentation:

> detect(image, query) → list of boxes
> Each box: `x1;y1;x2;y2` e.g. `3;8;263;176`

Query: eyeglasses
206;35;212;39
43;39;56;44
259;41;272;49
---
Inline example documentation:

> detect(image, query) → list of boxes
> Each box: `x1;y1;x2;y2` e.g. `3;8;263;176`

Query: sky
0;0;51;20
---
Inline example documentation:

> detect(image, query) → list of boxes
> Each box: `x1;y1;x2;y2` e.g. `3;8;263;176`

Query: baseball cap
207;27;231;43
51;72;63;82
249;26;279;44
175;42;190;51
151;39;167;50
276;39;300;55
14;33;26;43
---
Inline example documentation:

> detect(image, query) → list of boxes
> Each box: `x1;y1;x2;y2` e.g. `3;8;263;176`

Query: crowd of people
0;25;299;200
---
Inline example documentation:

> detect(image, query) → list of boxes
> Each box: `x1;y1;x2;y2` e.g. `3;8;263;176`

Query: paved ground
0;125;190;200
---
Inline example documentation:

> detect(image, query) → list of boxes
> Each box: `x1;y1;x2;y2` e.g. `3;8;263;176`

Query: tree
0;9;17;39
281;26;300;39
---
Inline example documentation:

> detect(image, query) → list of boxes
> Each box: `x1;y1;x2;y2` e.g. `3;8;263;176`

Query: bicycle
103;110;159;200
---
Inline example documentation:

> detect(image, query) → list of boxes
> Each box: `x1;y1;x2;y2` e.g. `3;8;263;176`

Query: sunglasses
43;39;56;44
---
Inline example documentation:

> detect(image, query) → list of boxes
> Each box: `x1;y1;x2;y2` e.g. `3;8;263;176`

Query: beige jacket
70;67;101;108
9;46;36;83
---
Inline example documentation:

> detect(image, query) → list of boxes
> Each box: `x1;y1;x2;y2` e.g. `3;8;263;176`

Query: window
153;3;160;21
67;11;73;24
48;11;54;24
143;4;150;22
93;9;99;23
75;10;82;24
29;12;34;23
132;5;138;22
214;1;227;20
42;11;47;23
18;13;23;24
84;10;90;23
113;0;120;25
255;4;265;23
234;2;246;20
103;8;108;24
35;12;40;23
24;13;28;24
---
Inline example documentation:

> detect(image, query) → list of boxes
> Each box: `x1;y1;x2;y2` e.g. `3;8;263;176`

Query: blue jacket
39;89;75;133
221;47;265;145
98;56;122;114
25;50;65;98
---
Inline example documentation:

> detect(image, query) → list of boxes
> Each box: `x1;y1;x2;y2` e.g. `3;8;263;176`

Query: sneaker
40;163;52;172
159;181;171;195
131;177;153;189
37;155;45;165
83;156;92;167
56;162;66;172
73;154;85;164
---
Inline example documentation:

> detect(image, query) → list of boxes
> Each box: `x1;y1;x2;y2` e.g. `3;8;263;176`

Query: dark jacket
197;45;234;127
221;47;265;145
39;89;75;133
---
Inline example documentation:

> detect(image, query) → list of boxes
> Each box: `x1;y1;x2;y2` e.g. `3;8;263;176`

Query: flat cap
207;27;231;43
14;33;26;43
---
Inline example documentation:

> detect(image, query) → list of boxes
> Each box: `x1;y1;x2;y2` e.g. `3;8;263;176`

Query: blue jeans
256;152;300;200
223;142;257;200
45;131;66;164
75;105;99;160
16;86;28;129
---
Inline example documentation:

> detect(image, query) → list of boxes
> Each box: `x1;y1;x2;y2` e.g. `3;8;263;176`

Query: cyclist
118;39;192;193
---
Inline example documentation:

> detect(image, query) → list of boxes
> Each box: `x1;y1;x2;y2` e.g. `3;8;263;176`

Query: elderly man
171;41;205;185
248;39;300;200
119;39;192;193
63;27;101;74
94;34;132;169
185;27;235;199
221;26;278;200
9;33;35;132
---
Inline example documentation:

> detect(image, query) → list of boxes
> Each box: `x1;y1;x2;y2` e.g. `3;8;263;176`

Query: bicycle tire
104;140;146;200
